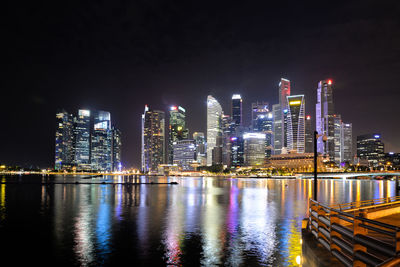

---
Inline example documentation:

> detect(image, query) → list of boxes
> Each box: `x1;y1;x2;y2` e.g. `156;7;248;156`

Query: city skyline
2;1;400;168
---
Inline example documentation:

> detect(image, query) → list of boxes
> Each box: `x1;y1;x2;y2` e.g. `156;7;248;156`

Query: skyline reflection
0;175;397;266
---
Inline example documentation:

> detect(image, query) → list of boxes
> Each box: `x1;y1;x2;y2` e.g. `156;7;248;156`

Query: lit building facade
273;78;291;155
305;115;313;153
112;127;122;172
243;132;266;166
168;106;189;164
91;110;112;171
315;79;335;160
333;115;342;165
357;134;385;167
206;95;223;166
252;102;274;158
341;123;352;163
286;95;305;153
173;140;196;171
231;94;242;127
74;109;91;170
142;105;166;173
193;132;206;166
55;110;75;170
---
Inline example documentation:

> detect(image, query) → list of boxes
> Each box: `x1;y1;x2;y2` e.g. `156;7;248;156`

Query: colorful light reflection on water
0;175;397;266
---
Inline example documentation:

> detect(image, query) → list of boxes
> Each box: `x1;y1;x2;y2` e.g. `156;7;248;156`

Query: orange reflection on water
0;177;5;220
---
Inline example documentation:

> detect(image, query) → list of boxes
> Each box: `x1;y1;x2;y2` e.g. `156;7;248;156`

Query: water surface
0;175;395;266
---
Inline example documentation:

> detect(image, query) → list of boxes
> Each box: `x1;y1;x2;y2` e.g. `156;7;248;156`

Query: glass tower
273;78;291;155
142;105;165;173
112;127;122;172
231;94;242;127
168;106;189;164
55;110;75;170
316;79;335;158
305;115;313;153
74;109;91;170
206;95;223;166
357;134;384;167
91;110;112;171
286;95;305;153
341;123;352;163
243;132;266;166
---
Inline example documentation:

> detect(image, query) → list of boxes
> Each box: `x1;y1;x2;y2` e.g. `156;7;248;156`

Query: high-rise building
206;95;223;166
142;105;166;173
243;132;266;166
55;110;75;170
305;115;313;153
231;94;242;127
74;109;91;170
112;127;122;172
357;134;385;167
91;110;112;171
168;106;189;164
273;78;291;155
316;79;335;160
273;103;282;155
286;95;305;153
193;132;206;166
251;102;269;130
173;140;196;171
252;102;274;158
221;115;234;166
333;115;342;165
341;123;352;163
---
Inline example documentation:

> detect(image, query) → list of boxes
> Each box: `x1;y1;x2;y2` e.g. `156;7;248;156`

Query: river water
0;175;396;266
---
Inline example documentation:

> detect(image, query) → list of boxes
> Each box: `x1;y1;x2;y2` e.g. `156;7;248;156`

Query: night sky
2;0;400;168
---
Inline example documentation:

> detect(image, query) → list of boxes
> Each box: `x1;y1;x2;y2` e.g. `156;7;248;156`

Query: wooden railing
308;198;400;267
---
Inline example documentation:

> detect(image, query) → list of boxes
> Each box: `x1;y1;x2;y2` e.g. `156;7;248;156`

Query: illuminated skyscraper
142;105;165;173
91;110;112;171
193;132;206;166
315;79;335;159
74;109;91;170
206;95;223;166
168;106;189;164
252;102;273;157
243;132;266;166
333;115;342;164
55;109;75;170
341;123;352;163
173;140;196;171
305;115;313;153
273;78;291;155
357;134;384;167
286;95;305;153
231;94;242;127
111;127;122;172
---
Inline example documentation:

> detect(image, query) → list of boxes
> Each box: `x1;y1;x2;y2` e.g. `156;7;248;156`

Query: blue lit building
55;109;75;170
173;140;196;171
74;109;91;171
91;111;112;171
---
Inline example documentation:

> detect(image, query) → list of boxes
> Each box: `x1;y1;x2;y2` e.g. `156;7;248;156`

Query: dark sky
2;0;400;168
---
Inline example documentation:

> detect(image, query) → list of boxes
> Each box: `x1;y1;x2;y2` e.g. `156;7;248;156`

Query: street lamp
314;131;327;201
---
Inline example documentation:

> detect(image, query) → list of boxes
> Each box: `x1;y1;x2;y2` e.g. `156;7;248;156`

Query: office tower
385;152;400;167
315;79;335;159
55;110;75;170
273;78;291;155
193;132;206;166
357;134;385;167
252;103;274;158
243;132;266;166
206;95;223;166
142;105;166;173
74;109;91;170
341;123;352;163
91;110;112;171
168;106;189;164
305;115;313;153
286;95;305;153
251;102;269;130
173;140;196;171
221;115;234;166
231;94;242;127
273;104;282;155
112;127;122;172
333;115;342;165
230;126;248;167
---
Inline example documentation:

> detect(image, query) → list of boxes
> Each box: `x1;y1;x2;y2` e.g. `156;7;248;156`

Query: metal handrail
308;197;400;266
